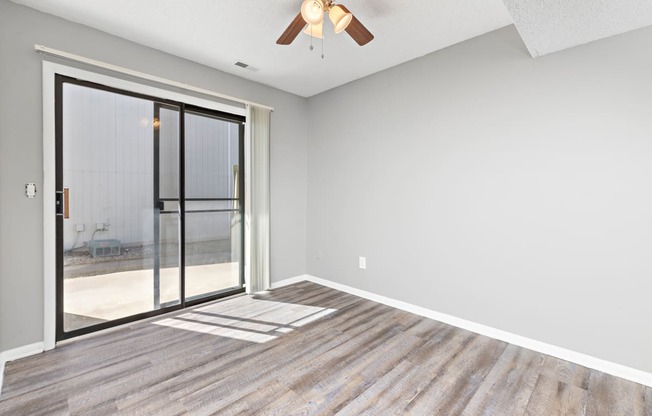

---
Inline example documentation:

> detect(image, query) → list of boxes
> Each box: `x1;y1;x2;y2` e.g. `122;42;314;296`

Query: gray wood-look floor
1;281;650;415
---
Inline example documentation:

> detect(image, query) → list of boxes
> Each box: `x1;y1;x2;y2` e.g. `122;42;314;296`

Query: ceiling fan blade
277;12;306;45
345;15;374;46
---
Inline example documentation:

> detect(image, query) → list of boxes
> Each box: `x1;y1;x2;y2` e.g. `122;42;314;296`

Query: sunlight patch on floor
152;299;337;343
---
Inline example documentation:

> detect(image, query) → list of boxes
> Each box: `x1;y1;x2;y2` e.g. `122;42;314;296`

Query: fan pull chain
321;34;324;59
309;25;314;51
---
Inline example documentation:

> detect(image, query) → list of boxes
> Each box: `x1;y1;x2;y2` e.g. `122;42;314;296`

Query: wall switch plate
25;183;37;198
76;223;85;232
316;250;322;260
96;222;104;231
359;256;366;269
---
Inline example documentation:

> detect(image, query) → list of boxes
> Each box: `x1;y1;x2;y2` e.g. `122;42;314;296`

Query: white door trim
42;61;245;350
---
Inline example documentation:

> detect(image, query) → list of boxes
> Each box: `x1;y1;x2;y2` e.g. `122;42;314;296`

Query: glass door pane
184;110;243;301
155;104;182;308
60;81;181;335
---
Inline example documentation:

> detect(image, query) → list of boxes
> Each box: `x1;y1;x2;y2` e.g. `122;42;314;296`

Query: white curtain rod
34;44;274;111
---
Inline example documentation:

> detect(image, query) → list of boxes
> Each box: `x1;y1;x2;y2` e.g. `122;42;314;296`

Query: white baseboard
2;275;650;395
275;274;652;388
270;274;311;289
0;277;304;396
0;342;44;397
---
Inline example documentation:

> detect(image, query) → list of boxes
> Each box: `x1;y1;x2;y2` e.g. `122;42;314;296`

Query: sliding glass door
184;109;245;303
56;76;244;340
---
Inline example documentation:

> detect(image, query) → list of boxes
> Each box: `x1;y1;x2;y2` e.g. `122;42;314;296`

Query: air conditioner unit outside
88;239;121;258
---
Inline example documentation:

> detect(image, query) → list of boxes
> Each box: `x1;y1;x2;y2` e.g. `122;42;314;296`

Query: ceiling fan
277;0;374;47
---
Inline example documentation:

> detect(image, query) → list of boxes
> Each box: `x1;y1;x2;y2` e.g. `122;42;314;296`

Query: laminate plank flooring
0;281;650;415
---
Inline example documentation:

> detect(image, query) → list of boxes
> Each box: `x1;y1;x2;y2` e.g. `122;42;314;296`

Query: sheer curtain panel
245;105;271;293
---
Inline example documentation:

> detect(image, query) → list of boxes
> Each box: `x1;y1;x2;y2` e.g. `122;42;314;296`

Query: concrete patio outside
64;262;239;332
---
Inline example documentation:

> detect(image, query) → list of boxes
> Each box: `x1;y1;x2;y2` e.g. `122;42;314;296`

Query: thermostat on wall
25;183;37;198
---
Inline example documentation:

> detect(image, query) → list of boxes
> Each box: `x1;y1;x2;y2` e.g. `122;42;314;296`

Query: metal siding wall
63;85;154;250
62;85;237;250
184;113;237;244
159;107;180;245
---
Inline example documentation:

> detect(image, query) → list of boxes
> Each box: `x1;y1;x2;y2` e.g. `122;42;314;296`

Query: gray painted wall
2;0;651;376
0;0;307;352
307;25;652;373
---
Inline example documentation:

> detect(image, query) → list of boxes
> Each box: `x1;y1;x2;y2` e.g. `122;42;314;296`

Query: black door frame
182;105;247;306
55;75;246;341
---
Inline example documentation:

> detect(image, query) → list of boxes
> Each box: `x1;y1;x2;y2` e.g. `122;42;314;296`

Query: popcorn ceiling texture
502;0;652;57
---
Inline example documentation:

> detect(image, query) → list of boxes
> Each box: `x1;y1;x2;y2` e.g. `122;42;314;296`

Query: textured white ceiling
503;0;652;57
15;0;649;94
11;0;513;97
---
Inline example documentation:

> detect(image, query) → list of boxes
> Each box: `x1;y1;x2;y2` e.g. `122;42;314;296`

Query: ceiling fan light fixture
303;21;324;39
328;5;352;34
301;0;324;25
276;1;373;47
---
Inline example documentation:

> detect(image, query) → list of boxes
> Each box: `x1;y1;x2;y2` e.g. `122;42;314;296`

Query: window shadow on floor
151;290;338;344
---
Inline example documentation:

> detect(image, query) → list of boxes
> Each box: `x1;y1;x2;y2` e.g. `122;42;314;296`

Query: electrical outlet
96;222;104;231
359;256;366;269
76;223;85;232
25;183;37;198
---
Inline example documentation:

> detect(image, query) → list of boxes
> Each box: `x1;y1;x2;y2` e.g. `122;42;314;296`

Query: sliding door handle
55;191;64;216
55;188;70;218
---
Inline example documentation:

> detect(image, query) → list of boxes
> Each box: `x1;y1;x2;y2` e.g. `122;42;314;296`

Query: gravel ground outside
64;239;234;278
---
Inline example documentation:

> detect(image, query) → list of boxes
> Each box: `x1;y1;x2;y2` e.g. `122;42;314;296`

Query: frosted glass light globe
329;5;352;33
301;0;324;25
